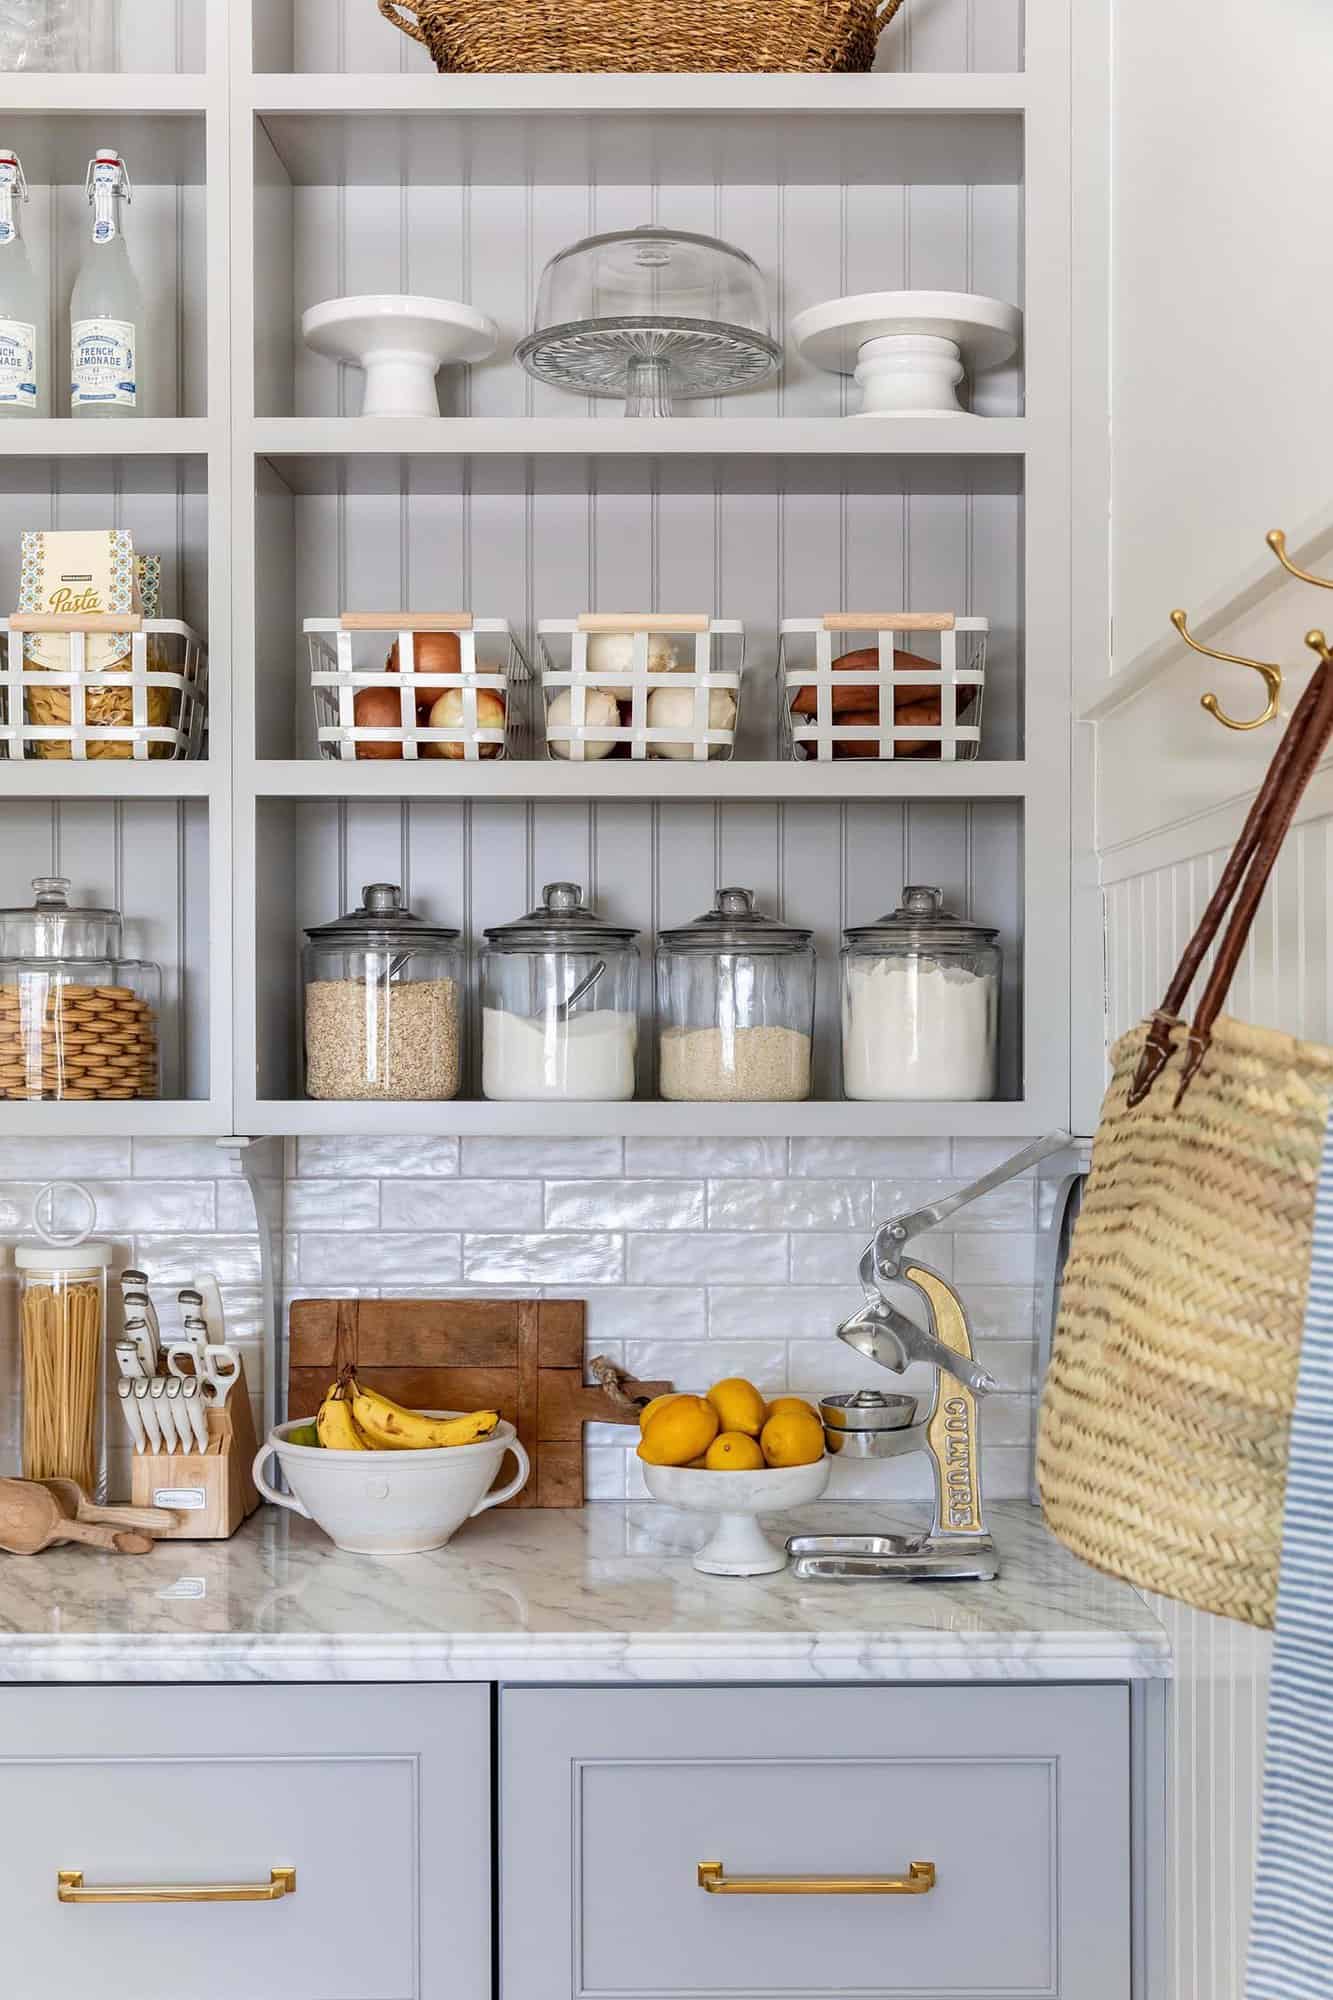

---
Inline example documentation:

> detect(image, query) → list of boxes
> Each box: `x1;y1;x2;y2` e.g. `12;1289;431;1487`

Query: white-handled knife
147;1378;175;1454
114;1339;145;1383
118;1379;148;1454
163;1378;193;1454
121;1268;161;1374
180;1378;210;1454
135;1378;164;1454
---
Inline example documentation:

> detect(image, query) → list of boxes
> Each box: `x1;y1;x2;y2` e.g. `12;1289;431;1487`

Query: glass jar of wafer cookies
0;877;160;1102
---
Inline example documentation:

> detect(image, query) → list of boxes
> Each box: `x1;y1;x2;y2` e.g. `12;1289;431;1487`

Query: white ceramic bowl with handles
254;1415;529;1554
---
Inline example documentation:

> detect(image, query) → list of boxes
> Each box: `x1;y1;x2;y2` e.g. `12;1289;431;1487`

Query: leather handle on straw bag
378;0;427;42
1130;637;1333;1106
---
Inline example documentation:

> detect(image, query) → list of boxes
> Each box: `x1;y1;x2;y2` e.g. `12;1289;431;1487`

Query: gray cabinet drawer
501;1684;1129;1999
0;1684;490;2000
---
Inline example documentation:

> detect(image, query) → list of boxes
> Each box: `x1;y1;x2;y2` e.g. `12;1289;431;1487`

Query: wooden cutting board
287;1298;670;1508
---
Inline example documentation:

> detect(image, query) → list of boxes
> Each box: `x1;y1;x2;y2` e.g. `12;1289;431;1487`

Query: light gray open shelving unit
0;0;1104;1144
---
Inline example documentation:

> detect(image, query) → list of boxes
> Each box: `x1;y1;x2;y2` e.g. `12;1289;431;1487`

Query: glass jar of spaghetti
16;1242;111;1503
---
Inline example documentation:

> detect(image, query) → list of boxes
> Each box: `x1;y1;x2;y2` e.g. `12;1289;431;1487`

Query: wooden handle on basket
9;612;144;633
339;612;474;632
377;0;427;42
577;613;710;634
822;613;955;633
1130;638;1333;1106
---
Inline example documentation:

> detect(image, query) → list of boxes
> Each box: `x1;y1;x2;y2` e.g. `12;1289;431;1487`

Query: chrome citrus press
788;1133;1069;1583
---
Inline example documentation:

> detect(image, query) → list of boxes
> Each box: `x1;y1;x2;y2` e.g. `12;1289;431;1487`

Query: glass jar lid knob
544;882;583;914
900;886;944;917
362;883;403;916
715;887;756;918
31;876;72;909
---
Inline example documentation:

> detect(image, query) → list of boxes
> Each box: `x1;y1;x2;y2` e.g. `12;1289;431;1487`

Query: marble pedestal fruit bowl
638;1381;830;1575
301;295;499;418
254;1414;529;1554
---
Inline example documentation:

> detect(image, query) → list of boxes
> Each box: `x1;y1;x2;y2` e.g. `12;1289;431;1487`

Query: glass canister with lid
302;883;463;1101
841;886;1000;1101
656;887;815;1102
481;882;639;1101
0;876;161;1101
17;1239;112;1503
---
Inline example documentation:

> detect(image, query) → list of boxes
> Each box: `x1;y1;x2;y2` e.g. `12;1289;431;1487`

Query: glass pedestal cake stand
517;316;781;417
517;224;782;418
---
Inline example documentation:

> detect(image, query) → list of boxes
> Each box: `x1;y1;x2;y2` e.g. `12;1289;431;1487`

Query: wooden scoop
35;1478;177;1536
0;1480;153;1556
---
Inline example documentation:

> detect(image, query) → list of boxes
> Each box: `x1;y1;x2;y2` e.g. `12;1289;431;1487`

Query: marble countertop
0;1500;1168;1685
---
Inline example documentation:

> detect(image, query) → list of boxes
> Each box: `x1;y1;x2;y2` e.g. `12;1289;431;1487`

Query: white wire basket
0;614;208;761
306;613;531;762
539;615;745;763
779;614;988;763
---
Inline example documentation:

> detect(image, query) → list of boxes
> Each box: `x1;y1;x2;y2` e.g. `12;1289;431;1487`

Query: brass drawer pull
698;1859;935;1897
58;1867;296;1905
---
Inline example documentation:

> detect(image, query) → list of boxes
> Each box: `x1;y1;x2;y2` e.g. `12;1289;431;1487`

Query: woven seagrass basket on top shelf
378;0;903;74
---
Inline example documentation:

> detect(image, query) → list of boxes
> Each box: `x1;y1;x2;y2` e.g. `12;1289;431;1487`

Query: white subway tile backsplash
707;1179;871;1232
298;1136;460;1178
0;1131;1050;1509
382;1180;545;1232
132;1138;244;1177
135;1235;263;1286
953;1232;1039;1284
0;1180;217;1236
627;1232;788;1285
462;1233;624;1284
790;1230;954;1283
625;1138;789;1178
708;1286;860;1341
581;1288;709;1344
284;1180;381;1231
870;1178;1036;1231
623;1339;789;1397
546;1179;705;1230
460;1137;624;1178
791;1138;952;1177
300;1232;463;1284
0;1138;132;1179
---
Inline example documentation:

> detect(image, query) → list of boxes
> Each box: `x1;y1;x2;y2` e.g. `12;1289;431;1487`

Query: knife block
129;1361;261;1540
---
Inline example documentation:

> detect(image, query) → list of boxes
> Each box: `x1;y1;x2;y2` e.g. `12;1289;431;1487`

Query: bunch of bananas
313;1368;500;1452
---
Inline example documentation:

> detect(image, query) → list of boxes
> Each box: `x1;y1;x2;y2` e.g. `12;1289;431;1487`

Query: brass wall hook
1268;530;1333;592
1169;609;1283;731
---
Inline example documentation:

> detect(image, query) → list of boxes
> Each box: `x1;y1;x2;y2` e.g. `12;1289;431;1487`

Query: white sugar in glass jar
840;886;1000;1101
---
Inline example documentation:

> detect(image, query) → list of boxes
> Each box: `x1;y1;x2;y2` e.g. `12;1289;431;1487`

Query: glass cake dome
516;223;781;417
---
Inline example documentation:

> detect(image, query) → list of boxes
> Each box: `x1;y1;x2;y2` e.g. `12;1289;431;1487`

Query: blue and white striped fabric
1247;1116;1333;1999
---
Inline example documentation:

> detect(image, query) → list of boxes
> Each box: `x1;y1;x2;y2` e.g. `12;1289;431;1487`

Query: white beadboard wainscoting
0;1133;1053;1510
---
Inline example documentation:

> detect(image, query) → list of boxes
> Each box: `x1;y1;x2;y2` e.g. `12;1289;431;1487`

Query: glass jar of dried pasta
16;1241;112;1503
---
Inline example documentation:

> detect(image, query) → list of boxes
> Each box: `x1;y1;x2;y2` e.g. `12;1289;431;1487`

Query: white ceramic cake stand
301;295;498;417
641;1457;831;1575
790;290;1022;418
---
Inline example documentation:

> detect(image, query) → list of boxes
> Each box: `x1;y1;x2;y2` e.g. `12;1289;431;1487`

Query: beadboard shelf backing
0;123;207;418
240;792;1025;1117
249;112;1022;422
252;0;1025;74
246;453;1024;764
0;455;209;641
0;796;212;1103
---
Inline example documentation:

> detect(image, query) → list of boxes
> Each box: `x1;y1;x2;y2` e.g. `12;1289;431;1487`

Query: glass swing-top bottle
70;149;143;417
0;150;44;417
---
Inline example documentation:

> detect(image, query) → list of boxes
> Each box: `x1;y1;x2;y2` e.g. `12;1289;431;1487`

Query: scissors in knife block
165;1339;240;1407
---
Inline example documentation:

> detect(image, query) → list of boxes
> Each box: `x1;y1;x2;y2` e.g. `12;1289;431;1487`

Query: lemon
767;1395;818;1422
638;1395;720;1467
706;1377;767;1438
760;1408;825;1468
638;1392;689;1433
705;1431;765;1472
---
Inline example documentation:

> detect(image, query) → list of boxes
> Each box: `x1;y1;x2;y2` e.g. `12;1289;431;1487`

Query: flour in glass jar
841;956;997;1101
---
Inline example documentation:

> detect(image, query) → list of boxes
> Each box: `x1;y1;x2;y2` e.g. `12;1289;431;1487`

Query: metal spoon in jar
554;960;606;1024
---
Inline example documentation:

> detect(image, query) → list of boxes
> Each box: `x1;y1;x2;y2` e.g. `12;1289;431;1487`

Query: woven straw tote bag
1038;644;1333;1629
378;0;903;73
